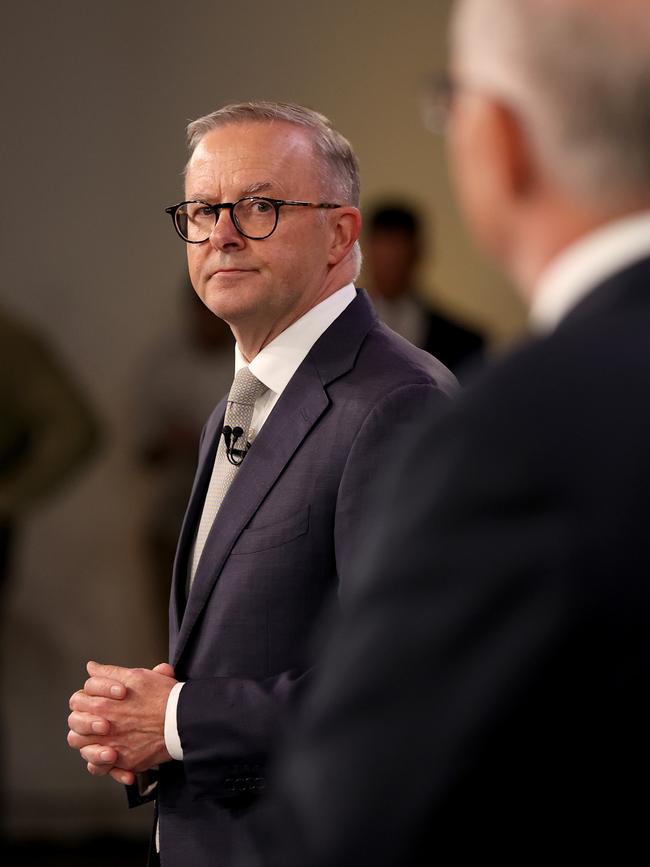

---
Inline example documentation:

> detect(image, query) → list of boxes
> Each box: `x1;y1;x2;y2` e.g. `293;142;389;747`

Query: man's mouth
208;268;256;278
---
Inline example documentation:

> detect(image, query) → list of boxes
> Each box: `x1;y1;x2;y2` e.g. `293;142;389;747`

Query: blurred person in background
134;283;233;641
66;102;455;866
267;0;650;863
365;202;485;377
0;304;99;835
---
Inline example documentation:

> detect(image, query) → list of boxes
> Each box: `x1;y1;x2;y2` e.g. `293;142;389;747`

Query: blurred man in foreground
270;0;650;863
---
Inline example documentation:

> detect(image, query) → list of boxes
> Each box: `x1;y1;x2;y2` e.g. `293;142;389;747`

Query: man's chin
201;292;261;329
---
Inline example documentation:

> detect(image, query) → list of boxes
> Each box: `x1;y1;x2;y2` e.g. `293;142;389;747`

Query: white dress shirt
164;282;357;760
530;211;650;334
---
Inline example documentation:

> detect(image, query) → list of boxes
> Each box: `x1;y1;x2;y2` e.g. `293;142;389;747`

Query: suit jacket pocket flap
232;507;310;555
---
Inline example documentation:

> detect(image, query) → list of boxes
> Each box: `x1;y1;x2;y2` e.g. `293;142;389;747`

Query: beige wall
1;0;525;840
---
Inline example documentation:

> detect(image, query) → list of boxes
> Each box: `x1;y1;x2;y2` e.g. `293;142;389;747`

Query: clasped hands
67;660;177;786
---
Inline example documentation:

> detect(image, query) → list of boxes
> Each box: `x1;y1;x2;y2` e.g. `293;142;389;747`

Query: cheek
186;247;204;293
261;240;302;289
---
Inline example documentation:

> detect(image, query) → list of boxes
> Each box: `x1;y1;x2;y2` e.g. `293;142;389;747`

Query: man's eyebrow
241;181;276;196
185;181;277;202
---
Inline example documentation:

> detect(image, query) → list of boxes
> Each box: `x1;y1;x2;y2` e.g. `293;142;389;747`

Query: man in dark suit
365;202;485;377
65;102;455;865
267;1;650;863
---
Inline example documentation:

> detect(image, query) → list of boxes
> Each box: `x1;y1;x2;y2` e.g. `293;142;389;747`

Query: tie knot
228;367;268;406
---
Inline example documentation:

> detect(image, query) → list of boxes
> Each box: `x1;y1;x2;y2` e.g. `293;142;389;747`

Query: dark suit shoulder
310;288;457;399
466;287;650;419
354;320;458;398
412;289;650;536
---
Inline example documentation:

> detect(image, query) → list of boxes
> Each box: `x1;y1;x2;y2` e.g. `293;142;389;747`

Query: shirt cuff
164;681;185;760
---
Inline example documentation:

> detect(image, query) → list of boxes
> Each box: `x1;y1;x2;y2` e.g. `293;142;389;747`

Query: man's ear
448;91;539;263
328;207;362;266
489;100;536;202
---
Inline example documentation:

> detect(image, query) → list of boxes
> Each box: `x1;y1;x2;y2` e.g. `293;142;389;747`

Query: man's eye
250;199;273;213
186;205;213;220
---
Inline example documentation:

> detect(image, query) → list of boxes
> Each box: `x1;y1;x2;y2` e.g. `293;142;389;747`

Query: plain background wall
1;0;526;841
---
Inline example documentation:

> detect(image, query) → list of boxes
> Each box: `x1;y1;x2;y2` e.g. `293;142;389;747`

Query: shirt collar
530;210;650;334
234;283;357;396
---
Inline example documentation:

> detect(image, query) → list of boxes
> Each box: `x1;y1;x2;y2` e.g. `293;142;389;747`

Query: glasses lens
233;198;277;239
176;202;214;241
421;73;454;135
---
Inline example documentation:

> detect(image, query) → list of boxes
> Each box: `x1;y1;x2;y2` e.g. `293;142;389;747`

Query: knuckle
90;696;107;715
83;746;102;764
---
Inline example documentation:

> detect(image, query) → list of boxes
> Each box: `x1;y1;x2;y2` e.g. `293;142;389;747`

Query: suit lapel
171;357;330;664
168;397;226;647
171;289;378;665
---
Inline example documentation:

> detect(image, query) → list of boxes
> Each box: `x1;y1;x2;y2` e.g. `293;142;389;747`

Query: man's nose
208;207;245;251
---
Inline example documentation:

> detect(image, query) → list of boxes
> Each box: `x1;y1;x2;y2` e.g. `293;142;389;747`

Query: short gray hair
186;101;361;207
452;0;650;207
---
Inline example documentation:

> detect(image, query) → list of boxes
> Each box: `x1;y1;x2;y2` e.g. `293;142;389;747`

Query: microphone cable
222;425;250;466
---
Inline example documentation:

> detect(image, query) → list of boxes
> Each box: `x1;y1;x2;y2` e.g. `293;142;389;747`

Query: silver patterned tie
188;367;268;590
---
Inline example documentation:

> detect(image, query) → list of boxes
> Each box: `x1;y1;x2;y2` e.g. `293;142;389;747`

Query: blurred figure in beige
268;0;650;864
134;283;233;639
0;306;99;587
0;305;99;832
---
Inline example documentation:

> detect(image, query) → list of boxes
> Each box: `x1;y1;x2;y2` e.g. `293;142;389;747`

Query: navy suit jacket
151;289;455;865
270;258;650;865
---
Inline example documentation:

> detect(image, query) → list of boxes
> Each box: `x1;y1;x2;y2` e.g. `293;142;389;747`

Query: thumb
153;662;175;678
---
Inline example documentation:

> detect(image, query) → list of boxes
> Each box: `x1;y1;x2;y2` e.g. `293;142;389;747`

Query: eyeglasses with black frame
164;196;341;243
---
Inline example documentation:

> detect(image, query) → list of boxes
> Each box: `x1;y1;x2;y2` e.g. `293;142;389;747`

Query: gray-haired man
66;102;455;865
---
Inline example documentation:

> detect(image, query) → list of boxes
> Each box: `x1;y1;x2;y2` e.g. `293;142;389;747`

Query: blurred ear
327;207;362;266
447;91;536;260
489;100;536;201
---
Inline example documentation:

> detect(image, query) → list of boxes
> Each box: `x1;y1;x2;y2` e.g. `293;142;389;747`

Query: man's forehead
191;120;315;164
185;121;318;193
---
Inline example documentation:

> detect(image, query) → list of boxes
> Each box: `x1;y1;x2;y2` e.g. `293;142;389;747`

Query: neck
506;196;650;306
233;267;354;361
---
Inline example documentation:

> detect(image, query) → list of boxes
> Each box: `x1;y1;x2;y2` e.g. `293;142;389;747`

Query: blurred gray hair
452;0;650;207
186;101;362;277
